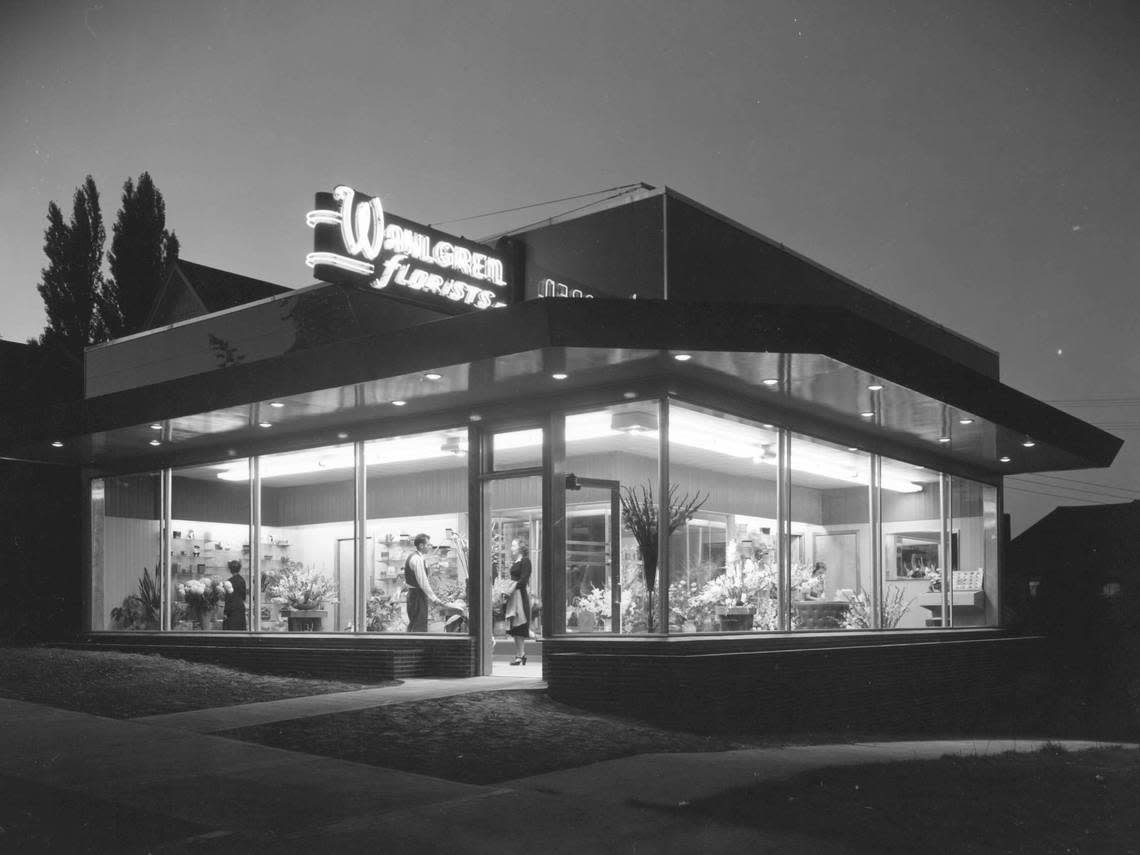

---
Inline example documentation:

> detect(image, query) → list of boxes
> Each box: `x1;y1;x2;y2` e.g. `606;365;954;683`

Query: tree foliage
36;175;109;360
103;172;180;338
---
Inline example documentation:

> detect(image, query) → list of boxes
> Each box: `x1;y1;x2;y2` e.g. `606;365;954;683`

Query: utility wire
1004;484;1101;504
429;183;647;229
1006;478;1139;504
1011;473;1140;498
473;188;649;242
1046;396;1140;407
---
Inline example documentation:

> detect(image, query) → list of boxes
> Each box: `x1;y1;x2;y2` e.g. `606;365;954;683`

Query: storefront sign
306;185;510;311
537;278;594;299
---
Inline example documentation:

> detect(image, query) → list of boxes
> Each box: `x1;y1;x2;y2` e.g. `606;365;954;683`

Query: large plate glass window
946;476;999;627
91;473;161;631
365;428;469;634
253;442;355;633
666;404;780;633
563;402;659;634
880;452;946;629
171;459;251;631
789;434;873;632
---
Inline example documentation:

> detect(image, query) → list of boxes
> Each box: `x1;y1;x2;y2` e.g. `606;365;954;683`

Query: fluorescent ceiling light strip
217;410;922;492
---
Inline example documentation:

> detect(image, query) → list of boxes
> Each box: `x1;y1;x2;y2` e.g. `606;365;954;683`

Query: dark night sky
1;0;1137;533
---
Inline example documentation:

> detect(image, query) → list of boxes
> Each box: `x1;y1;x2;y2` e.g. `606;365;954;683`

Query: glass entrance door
483;476;541;673
565;478;620;633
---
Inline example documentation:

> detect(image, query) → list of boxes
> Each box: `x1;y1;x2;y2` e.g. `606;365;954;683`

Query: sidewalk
0;677;1130;854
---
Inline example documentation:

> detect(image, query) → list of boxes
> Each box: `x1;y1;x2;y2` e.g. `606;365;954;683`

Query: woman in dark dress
505;539;532;665
223;560;248;630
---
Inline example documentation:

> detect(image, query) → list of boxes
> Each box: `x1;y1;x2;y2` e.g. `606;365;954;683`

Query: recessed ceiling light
999;456;1011;463
469;414;483;422
269;401;285;408
392;400;407;407
938;436;951;443
259;421;272;428
762;423;774;429
860;411;875;418
623;391;637;399
959;418;975;425
1022;439;1036;448
149;439;161;446
423;372;442;381
149;423;162;430
762;378;779;386
337;432;349;440
847;447;858;452
673;353;692;362
50;440;64;448
867;383;884;392
551;373;568;380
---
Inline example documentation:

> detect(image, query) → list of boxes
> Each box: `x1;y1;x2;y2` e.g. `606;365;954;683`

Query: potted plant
110;567;161;630
619;483;707;632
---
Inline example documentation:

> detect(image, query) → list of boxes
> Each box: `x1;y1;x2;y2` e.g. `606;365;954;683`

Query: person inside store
405;533;445;632
223;560;247;630
504;538;533;665
805;561;828;599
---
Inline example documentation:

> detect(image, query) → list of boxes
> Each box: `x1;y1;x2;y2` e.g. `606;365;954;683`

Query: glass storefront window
365;429;469;634
880;456;945;629
667;404;779;633
948;476;999;627
171;459;251;631
257;443;355;633
92;473;161;631
562;402;659;633
789;434;873;632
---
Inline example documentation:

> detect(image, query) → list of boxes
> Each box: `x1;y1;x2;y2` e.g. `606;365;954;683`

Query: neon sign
537;277;594;299
306;185;510;310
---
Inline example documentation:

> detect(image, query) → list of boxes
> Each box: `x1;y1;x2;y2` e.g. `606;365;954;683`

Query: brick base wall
543;630;1044;733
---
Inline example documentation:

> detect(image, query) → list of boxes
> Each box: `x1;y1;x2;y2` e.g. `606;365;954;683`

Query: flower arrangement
491;576;516;621
268;562;338;610
179;576;225;613
574;585;611;629
926;569;943;592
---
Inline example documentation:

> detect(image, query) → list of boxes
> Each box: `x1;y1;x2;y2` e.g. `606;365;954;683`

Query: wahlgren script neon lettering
306;186;506;309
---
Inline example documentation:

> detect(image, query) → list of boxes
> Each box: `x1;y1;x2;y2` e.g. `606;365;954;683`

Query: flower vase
639;546;658;632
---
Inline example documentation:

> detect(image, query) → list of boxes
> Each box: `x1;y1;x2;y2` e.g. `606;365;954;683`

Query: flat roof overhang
1;299;1121;476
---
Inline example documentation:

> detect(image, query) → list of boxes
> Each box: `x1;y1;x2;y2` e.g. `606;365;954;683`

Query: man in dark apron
405;533;444;632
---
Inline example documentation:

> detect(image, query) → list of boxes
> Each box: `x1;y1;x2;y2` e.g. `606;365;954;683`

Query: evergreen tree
103;172;180;337
36;175;108;360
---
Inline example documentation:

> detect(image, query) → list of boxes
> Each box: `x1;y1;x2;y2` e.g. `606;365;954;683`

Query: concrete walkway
132;673;543;732
0;675;1132;854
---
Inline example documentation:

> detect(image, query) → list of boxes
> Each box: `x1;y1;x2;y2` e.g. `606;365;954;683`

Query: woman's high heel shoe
521;655;527;665
509;657;522;666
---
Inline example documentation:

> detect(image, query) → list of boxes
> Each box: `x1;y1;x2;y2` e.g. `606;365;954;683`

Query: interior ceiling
62;345;1079;479
171;404;939;492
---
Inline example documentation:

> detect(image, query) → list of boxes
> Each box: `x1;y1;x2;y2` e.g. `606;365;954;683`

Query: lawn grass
684;744;1140;855
0;646;383;718
218;689;743;784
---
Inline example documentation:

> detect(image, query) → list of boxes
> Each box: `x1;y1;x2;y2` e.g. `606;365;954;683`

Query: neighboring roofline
89;277;326;353
5;299;1121;473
